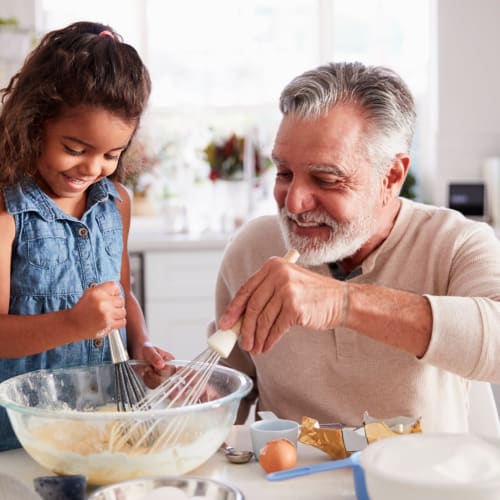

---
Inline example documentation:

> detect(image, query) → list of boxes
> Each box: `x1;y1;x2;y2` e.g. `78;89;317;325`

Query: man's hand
218;256;346;355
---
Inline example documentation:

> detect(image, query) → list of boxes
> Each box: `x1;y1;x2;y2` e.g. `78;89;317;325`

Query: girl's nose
78;157;102;177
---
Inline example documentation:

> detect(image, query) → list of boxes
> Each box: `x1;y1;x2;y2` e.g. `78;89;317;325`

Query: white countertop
0;425;356;499
128;216;500;254
128;216;230;253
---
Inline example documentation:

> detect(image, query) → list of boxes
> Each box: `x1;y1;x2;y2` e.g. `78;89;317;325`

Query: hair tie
99;30;114;39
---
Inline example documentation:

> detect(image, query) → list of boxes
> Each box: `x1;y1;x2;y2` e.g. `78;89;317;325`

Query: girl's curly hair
0;21;151;186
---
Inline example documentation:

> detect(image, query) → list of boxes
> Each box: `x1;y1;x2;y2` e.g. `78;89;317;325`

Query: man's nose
285;180;316;214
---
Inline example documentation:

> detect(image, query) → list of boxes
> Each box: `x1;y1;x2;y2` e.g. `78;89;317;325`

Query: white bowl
0;361;252;486
360;433;500;500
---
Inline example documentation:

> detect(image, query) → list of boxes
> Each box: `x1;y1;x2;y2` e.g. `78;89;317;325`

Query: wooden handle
283;248;300;264
208;249;300;357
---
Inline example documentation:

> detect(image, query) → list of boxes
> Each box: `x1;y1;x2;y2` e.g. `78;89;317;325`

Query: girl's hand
133;341;176;389
71;281;126;340
135;341;174;369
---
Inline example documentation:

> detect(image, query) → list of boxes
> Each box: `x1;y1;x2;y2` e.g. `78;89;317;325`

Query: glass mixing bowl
0;361;252;485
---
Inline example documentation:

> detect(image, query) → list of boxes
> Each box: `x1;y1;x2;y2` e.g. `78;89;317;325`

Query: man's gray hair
279;62;416;171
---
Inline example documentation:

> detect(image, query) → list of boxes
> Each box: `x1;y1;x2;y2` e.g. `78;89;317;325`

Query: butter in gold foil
298;416;350;459
363;411;423;444
298;412;422;459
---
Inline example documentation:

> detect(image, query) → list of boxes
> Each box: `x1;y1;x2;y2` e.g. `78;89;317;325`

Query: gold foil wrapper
299;416;350;459
298;412;423;459
363;412;423;443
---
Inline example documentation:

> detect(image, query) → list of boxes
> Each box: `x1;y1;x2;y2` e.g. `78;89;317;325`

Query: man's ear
383;153;410;202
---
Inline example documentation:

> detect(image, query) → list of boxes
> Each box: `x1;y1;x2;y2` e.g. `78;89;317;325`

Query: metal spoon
219;442;254;464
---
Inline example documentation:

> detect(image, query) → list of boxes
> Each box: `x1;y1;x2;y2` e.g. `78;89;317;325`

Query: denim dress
0;177;125;450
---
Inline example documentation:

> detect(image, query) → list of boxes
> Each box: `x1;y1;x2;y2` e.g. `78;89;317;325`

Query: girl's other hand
136;342;176;389
136;341;174;370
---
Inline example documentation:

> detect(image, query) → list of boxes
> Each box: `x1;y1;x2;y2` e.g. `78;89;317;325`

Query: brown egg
258;438;297;473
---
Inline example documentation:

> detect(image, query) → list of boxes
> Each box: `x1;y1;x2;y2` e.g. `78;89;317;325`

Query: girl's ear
383;153;410;203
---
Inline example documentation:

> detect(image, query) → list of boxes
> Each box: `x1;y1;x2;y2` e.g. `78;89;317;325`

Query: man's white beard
278;205;377;267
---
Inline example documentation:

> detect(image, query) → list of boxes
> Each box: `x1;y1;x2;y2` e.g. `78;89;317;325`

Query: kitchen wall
435;0;500;207
0;0;37;28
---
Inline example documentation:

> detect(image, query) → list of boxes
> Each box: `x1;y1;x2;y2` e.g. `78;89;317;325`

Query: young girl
0;21;173;450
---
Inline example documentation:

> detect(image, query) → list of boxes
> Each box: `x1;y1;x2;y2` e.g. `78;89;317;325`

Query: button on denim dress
0;177;125;450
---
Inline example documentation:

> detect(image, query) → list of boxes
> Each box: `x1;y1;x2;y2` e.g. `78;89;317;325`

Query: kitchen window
37;0;433;203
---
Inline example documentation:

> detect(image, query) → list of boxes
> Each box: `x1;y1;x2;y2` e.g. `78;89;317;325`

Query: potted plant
202;132;272;231
203;132;271;182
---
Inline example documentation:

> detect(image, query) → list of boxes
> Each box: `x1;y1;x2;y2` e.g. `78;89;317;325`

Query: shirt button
88;282;98;288
93;338;104;348
78;227;88;237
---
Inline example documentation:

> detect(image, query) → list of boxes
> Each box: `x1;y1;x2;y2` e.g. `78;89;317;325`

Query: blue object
34;475;87;500
267;451;370;500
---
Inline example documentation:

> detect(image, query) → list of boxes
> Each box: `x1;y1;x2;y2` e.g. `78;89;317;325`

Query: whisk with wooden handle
108;249;300;452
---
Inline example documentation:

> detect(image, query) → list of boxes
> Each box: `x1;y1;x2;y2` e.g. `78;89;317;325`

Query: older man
214;62;500;432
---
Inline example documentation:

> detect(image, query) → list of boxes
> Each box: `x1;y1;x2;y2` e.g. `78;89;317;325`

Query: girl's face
37;106;136;213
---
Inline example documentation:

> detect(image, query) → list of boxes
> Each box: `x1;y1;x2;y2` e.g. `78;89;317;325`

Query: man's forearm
343;282;432;357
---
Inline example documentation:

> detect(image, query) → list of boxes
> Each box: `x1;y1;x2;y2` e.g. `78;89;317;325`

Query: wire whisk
108;249;300;453
108;329;147;411
108;353;221;453
107;328;158;447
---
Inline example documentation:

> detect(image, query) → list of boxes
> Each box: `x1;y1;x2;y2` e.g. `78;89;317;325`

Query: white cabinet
143;248;225;360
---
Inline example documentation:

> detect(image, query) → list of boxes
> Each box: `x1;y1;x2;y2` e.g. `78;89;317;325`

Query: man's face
271;103;385;266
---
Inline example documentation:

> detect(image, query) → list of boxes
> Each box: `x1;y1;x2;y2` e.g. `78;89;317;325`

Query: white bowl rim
88;474;245;499
0;360;253;420
360;432;500;490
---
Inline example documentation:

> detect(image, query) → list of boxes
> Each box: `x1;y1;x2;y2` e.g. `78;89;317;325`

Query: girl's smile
61;172;93;190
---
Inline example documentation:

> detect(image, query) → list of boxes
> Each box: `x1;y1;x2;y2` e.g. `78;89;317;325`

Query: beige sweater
215;199;500;432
